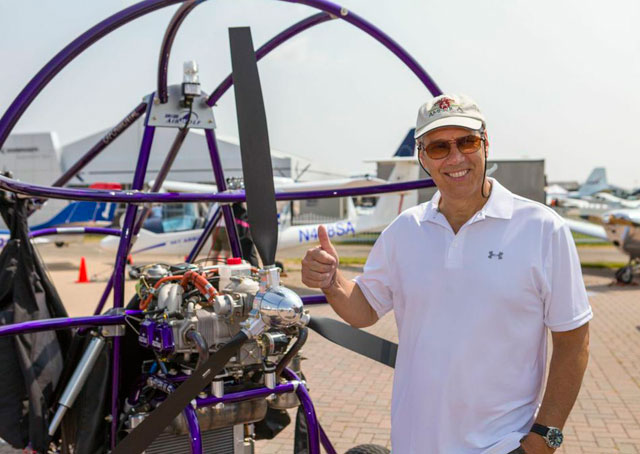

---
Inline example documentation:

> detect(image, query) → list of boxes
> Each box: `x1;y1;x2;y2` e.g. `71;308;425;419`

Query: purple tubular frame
94;274;114;316
195;378;335;454
183;404;202;454
0;0;446;451
319;424;337;454
0;0;183;149
0;175;435;203
301;294;327;305
51;102;147;188
186;203;221;262
195;382;296;407
282;368;324;454
205;129;242;258
0;0;440;178
110;122;156;445
157;0;202;103
0;314;129;337
29;226;121;239
113;122;155;309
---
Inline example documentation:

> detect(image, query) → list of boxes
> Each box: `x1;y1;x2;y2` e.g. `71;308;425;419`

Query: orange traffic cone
76;257;90;283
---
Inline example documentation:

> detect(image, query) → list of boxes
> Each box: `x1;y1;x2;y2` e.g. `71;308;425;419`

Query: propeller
230;27;398;368
230;26;278;267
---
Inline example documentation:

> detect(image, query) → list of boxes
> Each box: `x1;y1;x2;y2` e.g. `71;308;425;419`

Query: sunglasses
417;134;485;160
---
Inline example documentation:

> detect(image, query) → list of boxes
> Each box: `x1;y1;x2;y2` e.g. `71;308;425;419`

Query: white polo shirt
354;178;592;454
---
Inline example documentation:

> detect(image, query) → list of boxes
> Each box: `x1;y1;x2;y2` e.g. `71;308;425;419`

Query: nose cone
99;235;119;252
257;286;304;328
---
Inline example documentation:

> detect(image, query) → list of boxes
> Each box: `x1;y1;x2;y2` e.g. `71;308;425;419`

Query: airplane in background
565;209;640;284
550;169;640;283
576;167;610;198
0;199;118;250
100;130;424;259
99;156;420;258
548;167;639;213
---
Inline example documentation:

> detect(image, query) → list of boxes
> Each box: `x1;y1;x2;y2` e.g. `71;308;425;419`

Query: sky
1;0;639;188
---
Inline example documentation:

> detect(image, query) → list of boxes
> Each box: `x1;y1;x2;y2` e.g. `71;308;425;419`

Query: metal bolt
105;415;113;422
340;7;348;16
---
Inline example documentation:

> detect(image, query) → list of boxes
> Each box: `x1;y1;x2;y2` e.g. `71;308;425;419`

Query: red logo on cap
437;98;452;110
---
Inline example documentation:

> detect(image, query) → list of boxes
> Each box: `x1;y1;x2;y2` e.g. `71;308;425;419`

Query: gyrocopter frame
0;1;442;453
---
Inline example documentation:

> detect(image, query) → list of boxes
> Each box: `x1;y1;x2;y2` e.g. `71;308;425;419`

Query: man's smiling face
418;126;487;202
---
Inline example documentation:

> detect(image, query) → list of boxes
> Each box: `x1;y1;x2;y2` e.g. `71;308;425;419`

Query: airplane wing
565;218;608;241
158;176;388;195
275;176;387;192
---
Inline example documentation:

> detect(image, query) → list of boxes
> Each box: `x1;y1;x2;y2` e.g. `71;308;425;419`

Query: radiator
145;426;235;454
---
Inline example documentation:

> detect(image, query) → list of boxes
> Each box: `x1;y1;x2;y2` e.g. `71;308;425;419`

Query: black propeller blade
307;316;398;368
227;28;399;370
230;26;279;267
112;332;248;454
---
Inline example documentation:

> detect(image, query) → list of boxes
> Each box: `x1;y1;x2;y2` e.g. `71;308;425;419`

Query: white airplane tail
356;158;420;231
578;167;608;197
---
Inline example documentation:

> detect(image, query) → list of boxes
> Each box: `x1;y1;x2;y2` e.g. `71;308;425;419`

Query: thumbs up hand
301;225;340;290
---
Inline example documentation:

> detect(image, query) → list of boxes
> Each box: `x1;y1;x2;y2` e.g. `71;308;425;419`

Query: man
301;94;591;454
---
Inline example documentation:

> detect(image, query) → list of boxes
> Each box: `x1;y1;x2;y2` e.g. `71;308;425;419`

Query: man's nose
444;143;465;164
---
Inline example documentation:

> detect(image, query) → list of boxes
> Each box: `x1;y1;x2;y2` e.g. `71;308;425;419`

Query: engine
124;259;308;452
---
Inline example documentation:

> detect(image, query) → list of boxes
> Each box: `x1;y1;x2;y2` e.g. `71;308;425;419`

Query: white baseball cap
414;94;485;139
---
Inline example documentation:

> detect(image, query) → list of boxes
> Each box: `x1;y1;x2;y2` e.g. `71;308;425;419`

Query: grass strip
580;261;627;269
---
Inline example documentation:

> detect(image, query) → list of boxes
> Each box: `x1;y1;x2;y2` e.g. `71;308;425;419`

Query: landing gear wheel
345;444;390;454
615;265;633;284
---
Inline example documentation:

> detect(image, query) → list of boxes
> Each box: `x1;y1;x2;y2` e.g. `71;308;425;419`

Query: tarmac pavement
0;242;638;453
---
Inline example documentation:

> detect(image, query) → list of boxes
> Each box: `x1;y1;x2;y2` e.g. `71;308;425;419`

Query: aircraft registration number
298;221;356;243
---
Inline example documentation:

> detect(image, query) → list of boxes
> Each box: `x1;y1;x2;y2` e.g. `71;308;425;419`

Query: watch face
547;428;563;448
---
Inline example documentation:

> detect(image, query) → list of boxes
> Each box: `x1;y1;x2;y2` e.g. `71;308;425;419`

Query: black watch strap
530;423;549;437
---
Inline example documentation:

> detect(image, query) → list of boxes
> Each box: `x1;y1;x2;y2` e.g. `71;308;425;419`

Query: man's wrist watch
530;423;563;449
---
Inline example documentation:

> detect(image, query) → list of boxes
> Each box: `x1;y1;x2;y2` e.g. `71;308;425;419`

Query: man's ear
417;149;431;177
418;149;427;168
483;130;490;158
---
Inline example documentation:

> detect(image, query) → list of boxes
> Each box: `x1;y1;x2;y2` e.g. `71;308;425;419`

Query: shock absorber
48;335;106;436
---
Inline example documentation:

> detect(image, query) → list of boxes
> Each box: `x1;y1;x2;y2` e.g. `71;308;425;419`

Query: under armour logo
488;251;503;260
